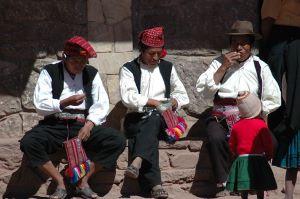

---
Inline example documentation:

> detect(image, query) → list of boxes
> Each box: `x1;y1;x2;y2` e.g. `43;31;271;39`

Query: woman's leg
241;191;248;199
284;168;298;199
257;190;264;199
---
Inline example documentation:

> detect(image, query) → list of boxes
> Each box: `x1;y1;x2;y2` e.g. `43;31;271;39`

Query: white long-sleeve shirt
33;62;109;125
196;55;281;115
119;59;189;112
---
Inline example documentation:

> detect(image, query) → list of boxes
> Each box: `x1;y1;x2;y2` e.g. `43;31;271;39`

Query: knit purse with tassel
63;137;91;183
157;102;188;143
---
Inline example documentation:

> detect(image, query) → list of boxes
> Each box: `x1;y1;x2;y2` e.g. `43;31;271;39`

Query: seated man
20;36;126;199
196;20;281;196
119;27;189;198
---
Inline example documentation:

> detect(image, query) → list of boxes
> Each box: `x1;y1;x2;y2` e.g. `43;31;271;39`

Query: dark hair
138;41;164;52
138;41;150;52
229;35;255;45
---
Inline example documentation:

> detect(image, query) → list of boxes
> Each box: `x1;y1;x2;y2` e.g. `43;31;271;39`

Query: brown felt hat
226;20;262;40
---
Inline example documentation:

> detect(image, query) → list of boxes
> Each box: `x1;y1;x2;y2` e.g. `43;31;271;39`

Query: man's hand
78;120;94;141
60;94;86;109
147;99;161;107
213;52;241;84
171;98;178;110
222;51;241;69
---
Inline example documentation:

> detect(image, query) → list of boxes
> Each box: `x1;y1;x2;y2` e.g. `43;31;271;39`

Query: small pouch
63;137;91;183
157;101;188;143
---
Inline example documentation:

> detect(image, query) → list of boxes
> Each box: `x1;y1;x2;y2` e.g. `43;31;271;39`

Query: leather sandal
151;187;168;199
125;165;139;179
49;188;67;199
76;186;98;199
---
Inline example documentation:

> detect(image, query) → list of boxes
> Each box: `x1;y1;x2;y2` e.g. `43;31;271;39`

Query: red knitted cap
139;27;164;48
64;36;97;58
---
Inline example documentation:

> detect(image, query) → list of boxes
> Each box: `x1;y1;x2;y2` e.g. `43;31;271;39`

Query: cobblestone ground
30;166;299;199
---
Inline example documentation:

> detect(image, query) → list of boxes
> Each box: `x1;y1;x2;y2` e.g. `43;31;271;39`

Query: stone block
21;71;39;110
161;169;195;183
102;0;131;25
0;95;21;117
20;112;43;133
188;141;203;152
88;22;114;53
159;140;189;149
107;75;120;105
0;139;23;172
33;57;58;72
114;19;133;52
159;150;170;169
0;114;22;138
87;0;105;23
89;52;133;75
169;152;198;169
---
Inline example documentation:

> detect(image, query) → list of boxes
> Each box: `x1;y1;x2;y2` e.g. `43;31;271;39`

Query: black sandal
125;165;139;179
151;187;168;199
49;188;67;199
76;186;98;199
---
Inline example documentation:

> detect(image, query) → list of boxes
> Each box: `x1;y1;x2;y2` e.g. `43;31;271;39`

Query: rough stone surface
169;152;199;169
102;0;131;25
114;18;133;52
107;75;121;105
88;22;114;53
132;0;260;50
87;0;105;23
165;55;216;116
0;95;21;117
21;71;39;111
0;114;22;138
89;52;134;74
188;141;203;152
20;112;43;134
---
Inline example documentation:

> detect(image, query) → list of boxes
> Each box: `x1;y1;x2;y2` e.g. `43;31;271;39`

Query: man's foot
49;187;67;199
151;186;168;199
125;165;139;179
76;186;98;199
215;186;230;197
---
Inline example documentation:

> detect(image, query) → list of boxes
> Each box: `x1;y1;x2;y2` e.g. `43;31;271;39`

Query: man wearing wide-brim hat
196;20;281;197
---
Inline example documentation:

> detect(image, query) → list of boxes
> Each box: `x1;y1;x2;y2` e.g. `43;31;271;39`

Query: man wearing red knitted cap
20;36;125;199
119;27;189;198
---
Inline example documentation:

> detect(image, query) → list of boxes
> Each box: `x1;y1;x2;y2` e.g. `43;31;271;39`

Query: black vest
44;61;98;110
123;58;173;98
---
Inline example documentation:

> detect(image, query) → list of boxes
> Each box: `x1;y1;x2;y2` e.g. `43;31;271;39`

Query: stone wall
1;0;284;198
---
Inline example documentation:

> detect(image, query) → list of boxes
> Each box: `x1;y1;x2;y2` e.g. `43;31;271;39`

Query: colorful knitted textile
160;108;187;143
139;27;164;47
212;105;240;138
64;36;97;58
64;137;91;183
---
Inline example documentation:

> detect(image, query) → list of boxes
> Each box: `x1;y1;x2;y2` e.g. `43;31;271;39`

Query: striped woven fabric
64;137;90;183
161;108;178;129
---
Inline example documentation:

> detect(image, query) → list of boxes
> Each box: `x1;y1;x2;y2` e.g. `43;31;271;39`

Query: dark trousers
206;119;231;183
20;119;126;169
124;111;164;191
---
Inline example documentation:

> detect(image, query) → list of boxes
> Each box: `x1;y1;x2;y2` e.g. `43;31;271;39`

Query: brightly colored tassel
165;117;188;144
65;160;91;184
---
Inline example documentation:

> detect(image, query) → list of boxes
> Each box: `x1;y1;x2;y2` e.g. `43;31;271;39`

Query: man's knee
207;133;226;145
106;128;126;151
20;134;37;152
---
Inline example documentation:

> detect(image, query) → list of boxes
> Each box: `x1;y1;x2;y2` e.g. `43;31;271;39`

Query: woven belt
46;112;86;123
238;154;265;157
